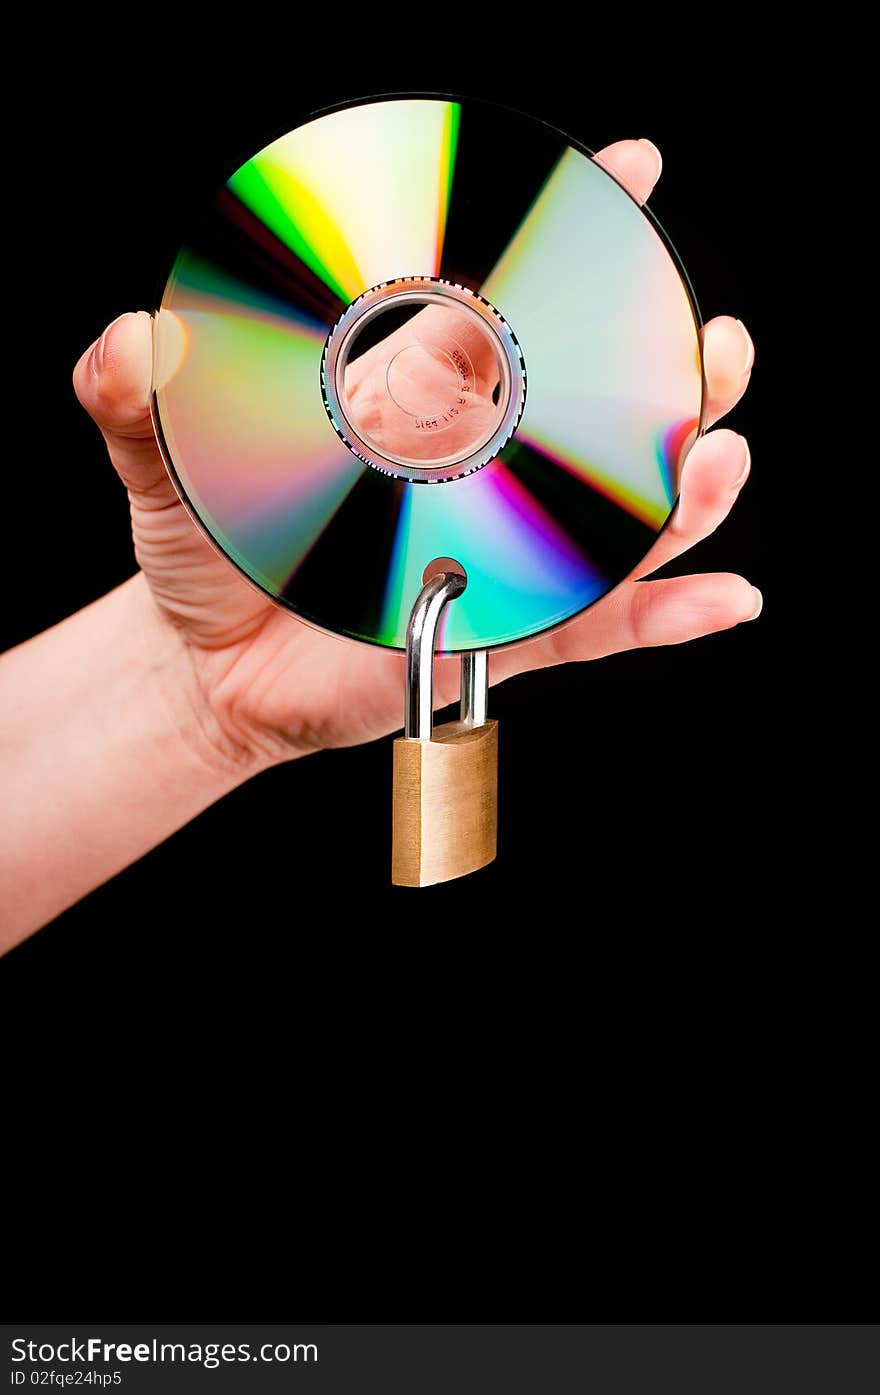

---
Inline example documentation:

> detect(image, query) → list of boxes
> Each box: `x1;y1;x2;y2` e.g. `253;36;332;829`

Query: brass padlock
392;571;498;888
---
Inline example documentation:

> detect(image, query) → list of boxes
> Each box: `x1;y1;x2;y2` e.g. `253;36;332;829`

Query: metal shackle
404;571;489;740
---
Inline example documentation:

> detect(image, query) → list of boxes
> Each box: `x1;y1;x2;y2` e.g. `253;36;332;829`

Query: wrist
127;572;274;789
0;575;267;945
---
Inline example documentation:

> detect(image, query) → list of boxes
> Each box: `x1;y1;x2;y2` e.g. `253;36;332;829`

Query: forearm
0;574;259;951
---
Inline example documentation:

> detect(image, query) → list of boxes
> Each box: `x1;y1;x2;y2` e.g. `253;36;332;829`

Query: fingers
586;149;757;588
593;138;662;205
592;144;755;425
73;311;176;508
593;144;756;429
703;314;755;425
617;571;761;652
496;571;762;681
632;429;750;578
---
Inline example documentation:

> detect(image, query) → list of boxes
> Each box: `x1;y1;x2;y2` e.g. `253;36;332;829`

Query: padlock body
392;719;498;887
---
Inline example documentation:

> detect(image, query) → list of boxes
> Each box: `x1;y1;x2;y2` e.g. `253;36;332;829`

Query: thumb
73;311;177;507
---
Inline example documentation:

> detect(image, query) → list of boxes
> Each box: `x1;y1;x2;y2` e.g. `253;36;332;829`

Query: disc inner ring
321;278;526;483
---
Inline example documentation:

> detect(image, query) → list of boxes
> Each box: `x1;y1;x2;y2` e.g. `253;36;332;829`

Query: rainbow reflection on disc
153;96;703;652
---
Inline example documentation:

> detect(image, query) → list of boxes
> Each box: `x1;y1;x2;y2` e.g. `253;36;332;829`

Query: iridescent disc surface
154;96;703;651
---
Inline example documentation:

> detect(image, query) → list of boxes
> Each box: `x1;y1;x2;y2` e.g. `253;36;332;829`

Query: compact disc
153;96;703;651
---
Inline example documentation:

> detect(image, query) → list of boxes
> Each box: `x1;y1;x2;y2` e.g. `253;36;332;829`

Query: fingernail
638;137;662;176
747;587;763;621
736;319;755;375
91;329;109;379
90;313;128;379
731;436;751;490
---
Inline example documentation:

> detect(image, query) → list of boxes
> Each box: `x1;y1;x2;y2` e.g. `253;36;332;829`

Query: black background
2;36;862;1321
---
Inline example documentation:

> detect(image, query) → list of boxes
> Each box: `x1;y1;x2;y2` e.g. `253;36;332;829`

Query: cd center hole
336;293;509;471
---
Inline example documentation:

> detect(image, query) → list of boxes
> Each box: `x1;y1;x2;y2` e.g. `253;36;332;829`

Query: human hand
74;138;759;779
